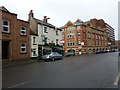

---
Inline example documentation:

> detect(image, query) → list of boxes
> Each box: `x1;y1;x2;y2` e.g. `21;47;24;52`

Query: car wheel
44;60;47;62
52;58;55;61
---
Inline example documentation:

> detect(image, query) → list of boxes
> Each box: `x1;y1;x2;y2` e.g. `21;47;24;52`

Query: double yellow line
114;72;120;86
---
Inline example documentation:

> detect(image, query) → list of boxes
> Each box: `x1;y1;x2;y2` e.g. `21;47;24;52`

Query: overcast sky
0;0;119;40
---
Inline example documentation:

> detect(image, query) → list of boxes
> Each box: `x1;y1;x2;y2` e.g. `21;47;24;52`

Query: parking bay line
8;80;34;88
114;72;120;86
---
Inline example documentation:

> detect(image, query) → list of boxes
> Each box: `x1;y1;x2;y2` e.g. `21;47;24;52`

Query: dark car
66;52;75;57
42;52;63;61
119;51;120;56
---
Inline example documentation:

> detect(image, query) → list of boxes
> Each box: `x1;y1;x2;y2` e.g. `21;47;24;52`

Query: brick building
61;19;110;55
0;6;30;61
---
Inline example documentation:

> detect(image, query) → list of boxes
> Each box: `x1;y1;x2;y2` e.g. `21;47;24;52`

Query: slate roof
35;18;62;31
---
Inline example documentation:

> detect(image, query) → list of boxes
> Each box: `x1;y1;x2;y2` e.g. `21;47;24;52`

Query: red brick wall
2;11;30;60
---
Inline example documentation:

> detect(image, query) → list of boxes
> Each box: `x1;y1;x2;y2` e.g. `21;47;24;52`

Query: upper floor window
78;32;80;37
56;39;58;45
68;40;74;46
44;27;48;33
78;40;81;45
21;26;26;35
56;30;58;35
68;33;74;38
21;42;26;53
2;20;10;33
33;37;36;44
62;34;64;38
88;33;91;38
66;26;74;31
96;35;98;39
76;26;81;30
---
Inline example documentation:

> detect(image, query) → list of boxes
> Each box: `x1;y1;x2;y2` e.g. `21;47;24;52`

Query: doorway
2;41;10;59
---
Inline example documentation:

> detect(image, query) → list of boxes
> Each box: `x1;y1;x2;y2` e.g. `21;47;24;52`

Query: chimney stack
43;16;50;23
28;10;34;20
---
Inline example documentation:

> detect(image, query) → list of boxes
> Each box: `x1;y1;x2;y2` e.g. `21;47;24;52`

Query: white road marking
114;72;120;86
8;80;34;88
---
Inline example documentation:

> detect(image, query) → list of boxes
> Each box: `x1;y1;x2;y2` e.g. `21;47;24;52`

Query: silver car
42;52;63;61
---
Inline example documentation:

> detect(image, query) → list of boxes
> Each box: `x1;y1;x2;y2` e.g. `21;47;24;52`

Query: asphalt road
2;52;119;88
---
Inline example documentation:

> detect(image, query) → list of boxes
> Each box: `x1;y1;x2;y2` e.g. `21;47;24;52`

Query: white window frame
2;19;10;33
20;26;26;35
21;43;26;53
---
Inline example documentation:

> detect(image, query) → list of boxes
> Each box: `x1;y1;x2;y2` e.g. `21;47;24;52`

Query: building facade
61;19;110;55
28;10;63;58
1;6;30;61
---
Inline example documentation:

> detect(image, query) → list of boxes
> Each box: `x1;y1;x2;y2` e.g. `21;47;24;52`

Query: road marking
114;72;120;86
8;80;34;88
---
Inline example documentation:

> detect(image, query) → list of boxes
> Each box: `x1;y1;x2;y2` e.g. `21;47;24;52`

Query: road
2;52;119;88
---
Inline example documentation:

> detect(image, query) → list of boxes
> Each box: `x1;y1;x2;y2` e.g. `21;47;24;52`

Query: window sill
33;44;37;45
21;52;27;54
20;35;27;36
2;32;10;34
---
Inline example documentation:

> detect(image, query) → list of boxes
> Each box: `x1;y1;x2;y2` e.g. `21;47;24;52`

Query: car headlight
47;55;49;58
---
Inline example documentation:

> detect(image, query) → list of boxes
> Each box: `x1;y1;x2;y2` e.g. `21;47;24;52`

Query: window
33;37;36;44
78;32;80;37
87;40;91;46
21;26;26;35
102;41;104;46
21;43;26;53
92;41;95;46
76;26;80;30
78;40;81;45
32;49;36;56
88;33;91;38
66;26;74;31
2;20;10;33
62;34;64;38
99;35;101;39
68;40;74;46
56;39;58;45
96;41;98;46
92;34;94;38
56;30;58;35
96;35;98;39
68;33;74;38
44;27;48;33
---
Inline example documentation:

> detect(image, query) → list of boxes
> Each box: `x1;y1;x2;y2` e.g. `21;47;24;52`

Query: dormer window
20;26;26;35
2;20;10;33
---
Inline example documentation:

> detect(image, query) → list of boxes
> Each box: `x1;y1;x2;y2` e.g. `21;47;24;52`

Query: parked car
96;50;101;54
119;51;120;56
66;52;75;57
42;52;63;62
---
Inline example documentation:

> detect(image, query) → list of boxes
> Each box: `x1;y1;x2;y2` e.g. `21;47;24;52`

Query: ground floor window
32;48;36;56
21;42;26;53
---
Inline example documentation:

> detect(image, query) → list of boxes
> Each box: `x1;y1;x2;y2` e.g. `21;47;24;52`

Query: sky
0;0;119;40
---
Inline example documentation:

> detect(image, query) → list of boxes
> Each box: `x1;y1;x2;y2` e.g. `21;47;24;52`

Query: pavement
2;59;44;68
